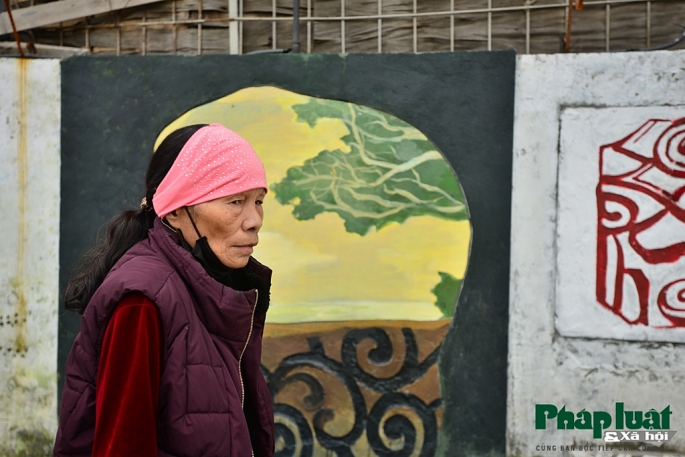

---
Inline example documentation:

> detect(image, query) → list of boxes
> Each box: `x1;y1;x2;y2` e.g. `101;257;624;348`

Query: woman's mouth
233;244;256;254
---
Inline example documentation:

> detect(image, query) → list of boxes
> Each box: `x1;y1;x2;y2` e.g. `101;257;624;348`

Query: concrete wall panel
509;50;685;456
0;58;60;455
557;106;685;343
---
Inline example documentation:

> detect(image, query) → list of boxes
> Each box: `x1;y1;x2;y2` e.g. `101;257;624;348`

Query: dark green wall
60;52;515;457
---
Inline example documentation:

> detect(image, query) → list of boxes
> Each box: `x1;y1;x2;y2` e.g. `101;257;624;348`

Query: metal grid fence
244;0;664;53
15;0;685;55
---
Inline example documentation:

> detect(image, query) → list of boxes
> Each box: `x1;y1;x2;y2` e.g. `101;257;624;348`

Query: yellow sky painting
156;86;471;323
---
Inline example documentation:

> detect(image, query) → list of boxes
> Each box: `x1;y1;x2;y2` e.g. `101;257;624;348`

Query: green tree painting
431;272;462;318
271;97;469;317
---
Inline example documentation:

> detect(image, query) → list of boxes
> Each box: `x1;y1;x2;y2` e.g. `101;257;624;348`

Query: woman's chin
220;254;251;269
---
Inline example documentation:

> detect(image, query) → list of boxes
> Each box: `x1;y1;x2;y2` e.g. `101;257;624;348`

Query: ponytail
63;124;208;314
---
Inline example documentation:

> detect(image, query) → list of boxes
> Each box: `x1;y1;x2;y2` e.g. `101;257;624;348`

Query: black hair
63;124;208;314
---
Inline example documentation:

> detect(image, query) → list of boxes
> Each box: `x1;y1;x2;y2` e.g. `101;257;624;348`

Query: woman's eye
256;199;264;206
230;199;243;205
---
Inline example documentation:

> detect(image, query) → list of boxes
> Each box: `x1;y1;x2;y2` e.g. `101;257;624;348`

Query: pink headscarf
152;124;267;218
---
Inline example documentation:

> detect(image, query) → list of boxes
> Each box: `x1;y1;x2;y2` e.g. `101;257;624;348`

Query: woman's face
167;188;266;268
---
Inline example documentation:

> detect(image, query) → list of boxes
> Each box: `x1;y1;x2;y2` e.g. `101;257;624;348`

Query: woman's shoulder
100;239;178;298
113;237;174;274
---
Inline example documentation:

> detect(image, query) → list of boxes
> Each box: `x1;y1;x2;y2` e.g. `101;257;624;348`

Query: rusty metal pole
563;0;574;52
563;0;583;52
3;0;26;57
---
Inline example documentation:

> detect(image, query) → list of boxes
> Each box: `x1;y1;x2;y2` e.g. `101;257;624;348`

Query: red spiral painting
597;117;685;327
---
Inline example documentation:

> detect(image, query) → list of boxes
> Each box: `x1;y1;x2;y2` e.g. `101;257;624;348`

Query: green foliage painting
271;98;468;236
266;96;469;317
432;272;463;318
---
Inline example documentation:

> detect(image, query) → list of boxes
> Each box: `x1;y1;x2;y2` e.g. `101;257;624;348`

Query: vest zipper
239;289;257;409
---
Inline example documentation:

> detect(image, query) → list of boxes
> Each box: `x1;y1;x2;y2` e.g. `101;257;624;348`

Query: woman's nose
242;203;263;231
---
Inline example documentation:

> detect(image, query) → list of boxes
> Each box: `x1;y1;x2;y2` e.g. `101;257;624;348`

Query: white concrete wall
0;58;60;455
509;50;685;456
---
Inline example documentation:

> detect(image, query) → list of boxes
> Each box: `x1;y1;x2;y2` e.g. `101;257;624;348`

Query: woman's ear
165;209;182;230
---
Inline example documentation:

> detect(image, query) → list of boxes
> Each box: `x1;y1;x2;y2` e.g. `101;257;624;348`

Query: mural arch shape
157;86;471;456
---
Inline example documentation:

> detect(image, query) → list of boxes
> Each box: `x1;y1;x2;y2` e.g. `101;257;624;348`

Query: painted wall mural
60;53;515;457
556;106;685;342
157;86;471;456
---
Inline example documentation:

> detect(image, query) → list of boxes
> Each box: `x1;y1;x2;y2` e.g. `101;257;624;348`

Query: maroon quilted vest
54;218;275;457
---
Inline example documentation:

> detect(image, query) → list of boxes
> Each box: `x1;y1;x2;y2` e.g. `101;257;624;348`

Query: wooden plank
0;40;88;55
0;0;169;34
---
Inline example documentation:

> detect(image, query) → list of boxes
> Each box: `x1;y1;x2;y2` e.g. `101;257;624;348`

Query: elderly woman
54;124;274;457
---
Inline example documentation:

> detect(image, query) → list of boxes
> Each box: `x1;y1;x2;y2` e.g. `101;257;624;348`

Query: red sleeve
93;292;163;457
